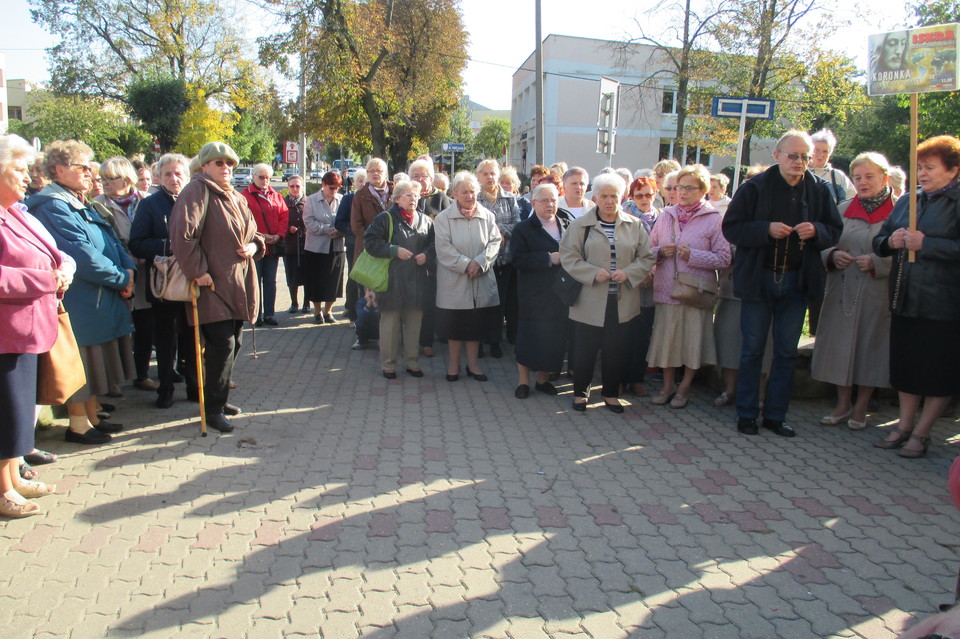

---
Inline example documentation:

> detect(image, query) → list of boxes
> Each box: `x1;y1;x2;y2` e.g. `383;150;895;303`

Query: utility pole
299;46;308;179
535;0;544;167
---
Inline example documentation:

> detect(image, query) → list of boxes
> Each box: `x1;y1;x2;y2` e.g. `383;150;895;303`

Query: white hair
776;130;814;153
408;159;434;178
591;173;626;198
531;183;559;200
811;129;838;153
366;157;387;172
450;171;480;194
391;179;418;201
252;163;273;178
0;134;37;173
634;168;654;179
475;158;501;176
157;153;190;175
393;172;409;183
615;168;633;188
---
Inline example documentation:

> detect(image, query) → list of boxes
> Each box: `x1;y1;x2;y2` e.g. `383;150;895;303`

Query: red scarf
398;207;414;226
843;195;893;225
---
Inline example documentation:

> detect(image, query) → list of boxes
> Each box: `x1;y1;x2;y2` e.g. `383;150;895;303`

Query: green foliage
834;95;910;167
9;91;132;160
229;108;279;165
127;77;190;151
109;123;155;157
469;118;510;162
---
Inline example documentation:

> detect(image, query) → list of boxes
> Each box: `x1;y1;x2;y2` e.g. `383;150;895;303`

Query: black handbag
553;226;589;306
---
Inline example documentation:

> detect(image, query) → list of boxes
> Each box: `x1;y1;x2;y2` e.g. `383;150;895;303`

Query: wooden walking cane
190;282;208;437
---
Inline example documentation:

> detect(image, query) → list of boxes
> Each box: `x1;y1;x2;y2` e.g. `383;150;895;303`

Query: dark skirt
890;314;960;397
435;306;498;342
0;353;37;459
303;250;344;302
515;317;568;372
283;251;306;288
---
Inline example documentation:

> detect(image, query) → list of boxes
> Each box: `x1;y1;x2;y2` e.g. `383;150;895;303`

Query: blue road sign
711;97;776;120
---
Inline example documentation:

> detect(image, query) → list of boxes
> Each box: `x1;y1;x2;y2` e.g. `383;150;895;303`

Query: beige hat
197;141;239;167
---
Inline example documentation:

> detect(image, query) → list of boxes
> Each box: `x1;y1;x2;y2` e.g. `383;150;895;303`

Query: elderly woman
129;153;193;409
409;159;451;357
872;135;960;457
653;159;681;209
28;140;136;444
434;172;502;382
362;180;434;378
889;166;906;199
303;171;344;324
242;163;288;326
334;169;367;325
97;157;156;392
647;164;731;408
812;152;896;430
282;175;310;314
351;158;392;263
662;170;680;207
476;159;521;356
709;173;731;213
499;166;532;221
510;183;570;398
25;153;47;197
169;142;265;434
561;173;655;412
623;176;660;396
0;134;73;516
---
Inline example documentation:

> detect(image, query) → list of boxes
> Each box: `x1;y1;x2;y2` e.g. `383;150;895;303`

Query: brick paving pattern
2;286;960;638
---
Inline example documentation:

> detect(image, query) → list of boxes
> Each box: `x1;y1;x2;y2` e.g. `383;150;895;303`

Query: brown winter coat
169;174;265;326
351;182;392;261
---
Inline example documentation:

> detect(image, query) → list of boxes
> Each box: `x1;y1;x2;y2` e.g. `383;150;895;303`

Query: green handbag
349;212;393;292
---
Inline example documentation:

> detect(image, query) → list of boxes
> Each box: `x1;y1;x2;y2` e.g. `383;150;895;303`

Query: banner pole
909;93;918;263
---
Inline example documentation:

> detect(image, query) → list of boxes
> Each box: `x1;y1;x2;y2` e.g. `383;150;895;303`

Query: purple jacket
0;203;63;354
649;202;731;305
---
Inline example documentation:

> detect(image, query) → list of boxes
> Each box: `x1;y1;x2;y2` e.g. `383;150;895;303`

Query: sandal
898;435;931;458
847;418;868;431
670;394;689;409
16;480;55;498
23;449;58;465
0;497;40;518
873;428;912;449
713;391;734;407
18;462;38;480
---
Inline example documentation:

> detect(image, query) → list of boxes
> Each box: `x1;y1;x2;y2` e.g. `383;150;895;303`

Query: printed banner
868;23;959;96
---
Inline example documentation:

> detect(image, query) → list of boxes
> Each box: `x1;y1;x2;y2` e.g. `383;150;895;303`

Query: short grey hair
391;179;418;201
450;171;480;194
811;129;838;153
711;173;730;189
563;166;589;183
591;173;626;199
634;168;654;179
99;156;138;187
352;168;367;184
393;171;409;183
408;159;434;178
0;134;36;174
776;130;814;153
531;183;559;200
157;153;190;175
366;157;387;172
849;151;890;175
252;163;272;178
500;166;520;191
475;158;501;176
615;168;633;189
888;165;906;190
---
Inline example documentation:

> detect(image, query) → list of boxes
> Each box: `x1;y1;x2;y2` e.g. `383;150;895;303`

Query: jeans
256;254;280;320
736;270;807;422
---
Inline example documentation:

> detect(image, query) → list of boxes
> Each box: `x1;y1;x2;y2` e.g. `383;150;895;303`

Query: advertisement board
868;23;959;96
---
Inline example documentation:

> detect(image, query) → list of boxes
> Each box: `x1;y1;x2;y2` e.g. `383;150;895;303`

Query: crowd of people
2;125;959;518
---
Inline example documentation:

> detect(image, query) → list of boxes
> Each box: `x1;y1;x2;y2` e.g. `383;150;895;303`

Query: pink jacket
649;203;731;305
0;203;63;354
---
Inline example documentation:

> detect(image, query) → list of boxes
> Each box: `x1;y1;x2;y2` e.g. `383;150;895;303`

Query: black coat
362;204;435;311
722;165;842;302
874;182;960;321
129;188;176;305
510;212;570;320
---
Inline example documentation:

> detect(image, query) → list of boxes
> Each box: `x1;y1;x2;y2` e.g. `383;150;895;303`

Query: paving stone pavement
3;288;960;638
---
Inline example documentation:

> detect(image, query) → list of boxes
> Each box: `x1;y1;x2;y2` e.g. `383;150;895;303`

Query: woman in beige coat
560;173;655;413
434;171;501;382
169;142;265;433
811;152;895;430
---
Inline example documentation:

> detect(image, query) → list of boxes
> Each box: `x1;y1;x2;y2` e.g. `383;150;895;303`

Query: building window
661;90;676;115
683;145;711;167
659;138;674;160
8;106;22;121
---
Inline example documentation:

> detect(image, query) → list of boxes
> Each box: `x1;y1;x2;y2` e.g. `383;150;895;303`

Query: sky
2;0;916;111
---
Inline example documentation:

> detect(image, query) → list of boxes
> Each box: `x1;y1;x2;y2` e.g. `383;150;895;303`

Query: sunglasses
70;163;92;173
784;153;812;164
633;192;654;199
212;159;236;168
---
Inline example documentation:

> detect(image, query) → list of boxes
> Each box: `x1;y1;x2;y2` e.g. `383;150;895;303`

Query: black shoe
406;368;424;378
535;382;558;396
314;314;324;324
263;317;279;326
490;343;503;358
466;369;488;382
383;370;397;379
548;373;559;382
302;305;311;313
223;403;242;416
65;428;111;444
93;420;123;433
287;305;300;314
572;399;587;412
156;393;174;409
446;370;459;382
171;371;184;383
206;413;234;433
762;419;796;437
186;388;200;402
737;417;759;435
515;384;530;399
99;402;117;413
323;313;334;324
254;319;264;327
604;401;625;414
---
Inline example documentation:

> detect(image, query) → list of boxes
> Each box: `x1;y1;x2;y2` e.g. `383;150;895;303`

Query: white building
510;34;776;177
0;54;8;134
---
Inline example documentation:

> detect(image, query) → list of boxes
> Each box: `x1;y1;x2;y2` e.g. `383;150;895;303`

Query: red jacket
0;203;63;354
242;184;289;257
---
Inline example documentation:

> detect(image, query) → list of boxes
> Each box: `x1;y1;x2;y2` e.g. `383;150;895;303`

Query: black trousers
571;293;628;399
488;263;518;345
132;307;156;381
181;319;242;415
344;238;359;320
153;302;191;397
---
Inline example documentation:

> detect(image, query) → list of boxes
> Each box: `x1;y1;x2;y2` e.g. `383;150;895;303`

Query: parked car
232;167;253;188
310;169;323;179
346;166;361;180
282;168;300;182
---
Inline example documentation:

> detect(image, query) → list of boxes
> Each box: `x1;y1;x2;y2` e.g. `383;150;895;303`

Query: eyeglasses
633;192;654;199
70;163;92;173
213;159;236;168
784;153;812;164
101;175;122;182
664;185;674;191
675;185;701;193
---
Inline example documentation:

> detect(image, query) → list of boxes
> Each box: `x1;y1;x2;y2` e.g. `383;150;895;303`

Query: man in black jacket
721;130;843;438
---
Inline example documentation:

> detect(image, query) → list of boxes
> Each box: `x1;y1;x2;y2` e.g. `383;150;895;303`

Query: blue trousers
736;270;807;422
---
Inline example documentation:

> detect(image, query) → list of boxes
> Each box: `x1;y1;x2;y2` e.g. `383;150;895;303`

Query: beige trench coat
434;202;501;310
169;174;265;326
810;199;893;388
560;209;655;327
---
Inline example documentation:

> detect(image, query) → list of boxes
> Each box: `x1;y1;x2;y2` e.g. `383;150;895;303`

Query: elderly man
558;167;596;219
409;158;451;357
722;130;843;438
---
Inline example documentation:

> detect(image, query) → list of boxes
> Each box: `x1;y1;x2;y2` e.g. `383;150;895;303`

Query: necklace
772;236;805;284
840;269;864;317
890;248;906;311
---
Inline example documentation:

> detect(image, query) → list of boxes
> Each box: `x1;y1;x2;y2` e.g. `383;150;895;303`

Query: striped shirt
599;219;618;293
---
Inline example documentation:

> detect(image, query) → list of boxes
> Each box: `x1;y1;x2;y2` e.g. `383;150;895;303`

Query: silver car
232;167;253;188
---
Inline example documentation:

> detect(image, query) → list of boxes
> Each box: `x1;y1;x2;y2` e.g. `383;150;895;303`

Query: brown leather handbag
36;304;86;406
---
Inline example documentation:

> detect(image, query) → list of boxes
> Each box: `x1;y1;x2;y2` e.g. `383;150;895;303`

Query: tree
29;0;258;104
260;0;468;171
175;84;239;157
470;118;510;163
229;107;280;166
127;77;190;152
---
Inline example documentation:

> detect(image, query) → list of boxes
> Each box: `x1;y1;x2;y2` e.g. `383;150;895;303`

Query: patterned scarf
369;183;388;208
859;186;892;213
676;199;705;228
844;188;893;225
110;190;140;221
